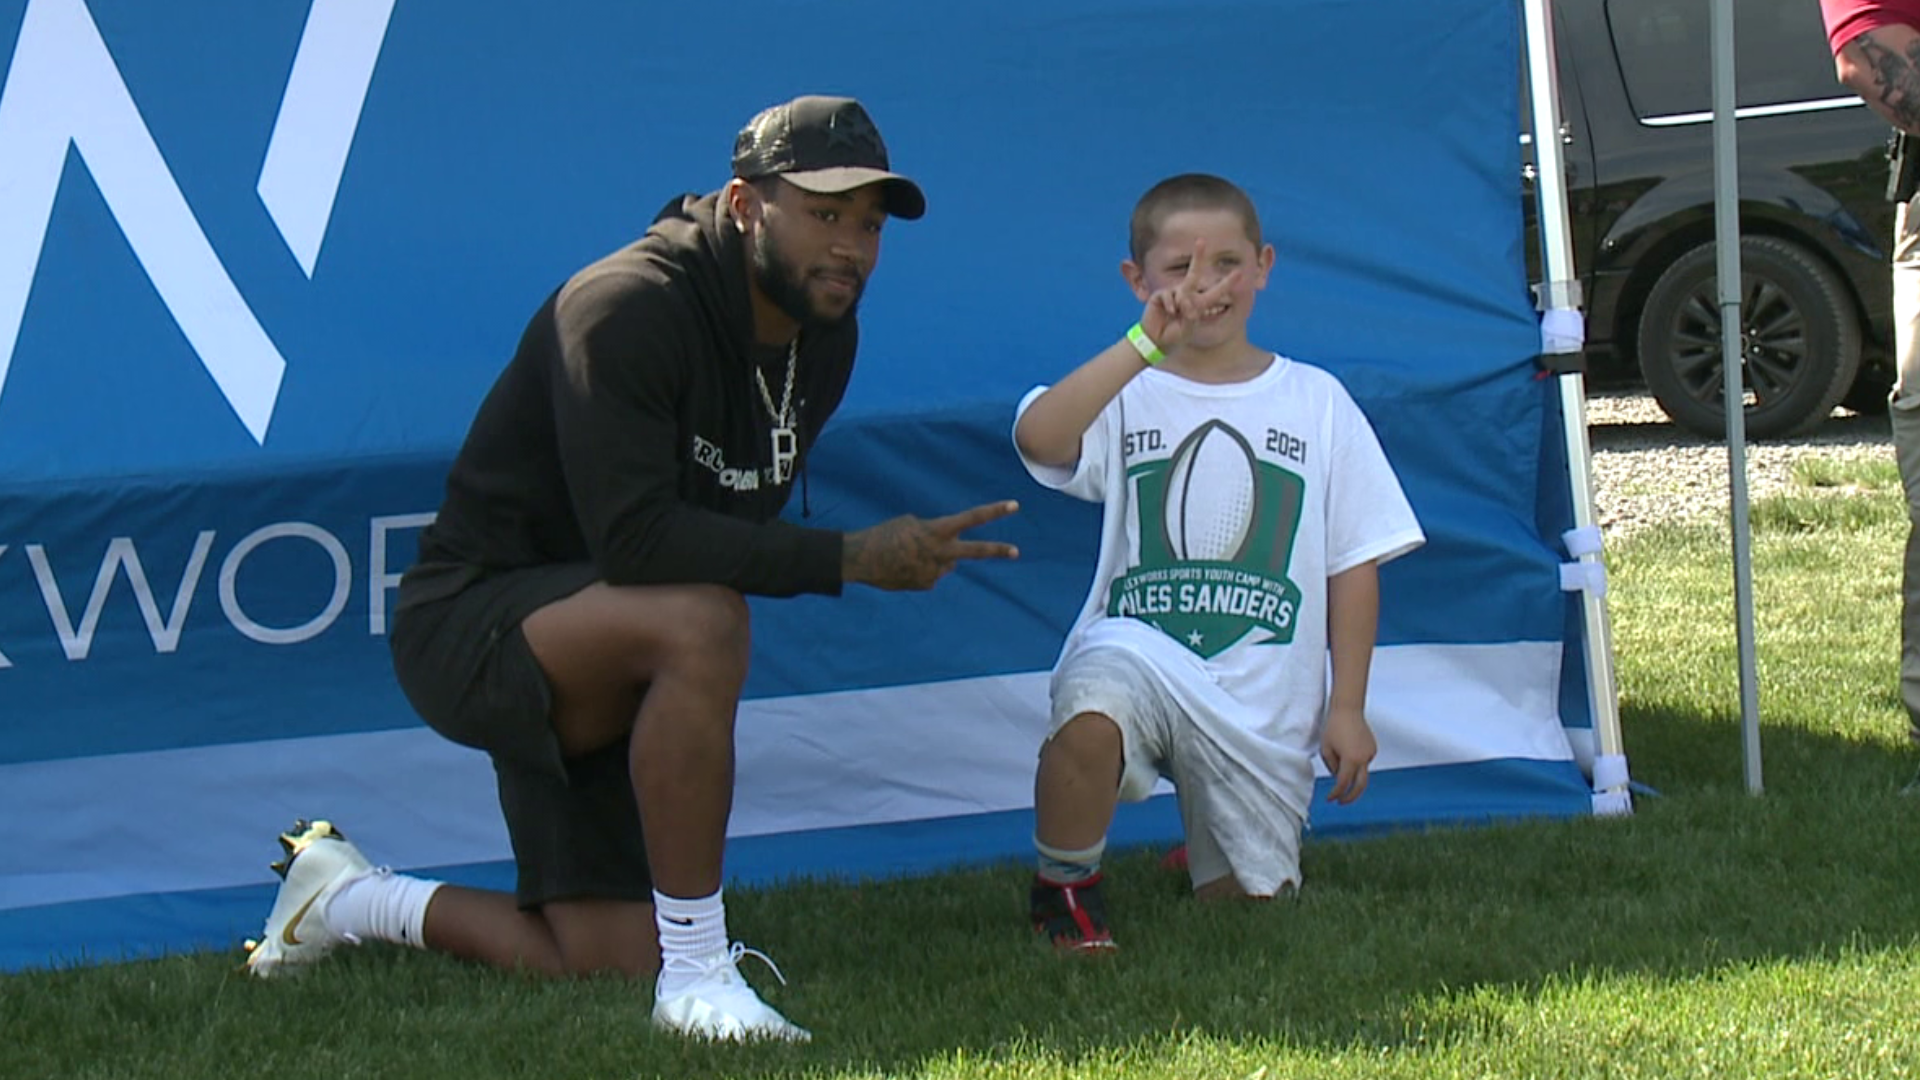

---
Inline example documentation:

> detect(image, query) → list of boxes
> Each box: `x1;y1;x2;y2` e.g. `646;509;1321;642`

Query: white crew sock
323;869;443;949
1035;836;1106;886
653;888;730;998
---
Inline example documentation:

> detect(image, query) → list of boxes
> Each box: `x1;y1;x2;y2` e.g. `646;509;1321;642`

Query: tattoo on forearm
1858;35;1920;131
843;525;885;584
843;517;944;589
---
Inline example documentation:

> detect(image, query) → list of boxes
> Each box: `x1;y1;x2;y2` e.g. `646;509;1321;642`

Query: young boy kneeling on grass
1010;173;1426;952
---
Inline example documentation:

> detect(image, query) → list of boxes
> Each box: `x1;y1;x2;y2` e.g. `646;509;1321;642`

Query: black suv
1527;0;1896;437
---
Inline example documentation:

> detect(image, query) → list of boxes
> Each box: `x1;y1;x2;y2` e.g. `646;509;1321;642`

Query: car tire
1636;236;1860;439
1842;354;1894;416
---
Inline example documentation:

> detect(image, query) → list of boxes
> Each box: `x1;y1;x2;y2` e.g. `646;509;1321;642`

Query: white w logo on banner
0;0;395;443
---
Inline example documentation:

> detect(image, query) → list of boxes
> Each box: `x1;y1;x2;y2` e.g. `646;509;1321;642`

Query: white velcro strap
1592;788;1633;817
1559;561;1608;597
1561;525;1603;558
1592;753;1630;792
1540;307;1585;354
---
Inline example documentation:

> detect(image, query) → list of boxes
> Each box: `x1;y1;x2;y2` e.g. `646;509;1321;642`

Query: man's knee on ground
544;899;661;979
556;939;658;979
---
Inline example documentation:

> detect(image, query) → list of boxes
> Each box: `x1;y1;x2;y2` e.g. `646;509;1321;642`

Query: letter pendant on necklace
770;426;797;484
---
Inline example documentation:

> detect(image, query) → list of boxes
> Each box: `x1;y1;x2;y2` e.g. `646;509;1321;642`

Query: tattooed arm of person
1838;22;1920;135
841;500;1020;591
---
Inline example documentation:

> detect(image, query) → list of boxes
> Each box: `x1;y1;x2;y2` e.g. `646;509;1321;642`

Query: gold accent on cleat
266;820;345;882
279;891;324;947
243;820;357;975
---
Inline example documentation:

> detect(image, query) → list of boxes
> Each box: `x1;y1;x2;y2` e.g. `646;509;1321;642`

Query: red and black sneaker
1030;873;1117;954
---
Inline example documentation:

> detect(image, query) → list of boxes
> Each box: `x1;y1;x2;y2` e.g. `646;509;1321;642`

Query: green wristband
1126;322;1165;366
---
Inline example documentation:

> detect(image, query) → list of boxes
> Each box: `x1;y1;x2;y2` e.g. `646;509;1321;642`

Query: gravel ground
1581;392;1896;538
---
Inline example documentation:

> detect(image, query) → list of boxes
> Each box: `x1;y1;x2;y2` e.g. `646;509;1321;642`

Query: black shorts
390;562;653;908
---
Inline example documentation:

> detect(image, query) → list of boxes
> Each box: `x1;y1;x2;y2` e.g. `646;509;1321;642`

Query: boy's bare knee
1193;875;1294;902
1050;712;1121;751
1192;874;1245;902
1043;713;1124;777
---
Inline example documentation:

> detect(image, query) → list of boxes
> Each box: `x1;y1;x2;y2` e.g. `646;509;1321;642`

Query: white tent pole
1521;0;1630;814
1710;0;1764;794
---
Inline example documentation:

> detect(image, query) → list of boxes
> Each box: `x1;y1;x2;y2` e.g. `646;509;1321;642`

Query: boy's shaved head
1129;173;1263;263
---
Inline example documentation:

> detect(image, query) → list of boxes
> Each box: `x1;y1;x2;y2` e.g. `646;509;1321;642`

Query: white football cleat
651;942;811;1043
242;820;376;978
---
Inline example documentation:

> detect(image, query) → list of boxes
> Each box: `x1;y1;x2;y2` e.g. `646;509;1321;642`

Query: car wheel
1841;354;1894;416
1636;236;1860;439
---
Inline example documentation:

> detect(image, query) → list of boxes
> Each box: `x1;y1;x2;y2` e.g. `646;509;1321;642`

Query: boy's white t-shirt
1015;354;1425;816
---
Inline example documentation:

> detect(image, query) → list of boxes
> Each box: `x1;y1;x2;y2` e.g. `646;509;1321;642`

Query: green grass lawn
6;454;1919;1079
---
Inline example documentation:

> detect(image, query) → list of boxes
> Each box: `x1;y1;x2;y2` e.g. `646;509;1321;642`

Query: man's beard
752;227;861;327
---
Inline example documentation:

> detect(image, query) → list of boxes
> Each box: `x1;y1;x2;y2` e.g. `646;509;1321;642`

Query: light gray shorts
1049;644;1303;896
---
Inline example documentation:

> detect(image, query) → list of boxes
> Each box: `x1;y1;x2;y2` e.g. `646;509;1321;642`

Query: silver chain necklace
753;338;799;484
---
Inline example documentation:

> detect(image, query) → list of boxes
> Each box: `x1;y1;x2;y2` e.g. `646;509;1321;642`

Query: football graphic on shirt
1162;420;1259;561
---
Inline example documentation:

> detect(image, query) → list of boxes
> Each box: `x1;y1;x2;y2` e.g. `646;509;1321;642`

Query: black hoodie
404;191;853;605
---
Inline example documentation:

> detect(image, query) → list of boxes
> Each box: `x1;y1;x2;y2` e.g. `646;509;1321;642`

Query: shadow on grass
1586;408;1890;453
1624;690;1913;795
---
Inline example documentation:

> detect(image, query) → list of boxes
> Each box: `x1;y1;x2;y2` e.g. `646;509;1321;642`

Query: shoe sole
1034;927;1119;956
652;1002;812;1043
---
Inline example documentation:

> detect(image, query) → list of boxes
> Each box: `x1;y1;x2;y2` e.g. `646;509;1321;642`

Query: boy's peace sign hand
843;500;1021;591
1140;238;1244;352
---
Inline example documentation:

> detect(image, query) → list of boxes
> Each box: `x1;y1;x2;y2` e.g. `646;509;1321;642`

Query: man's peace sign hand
843;500;1021;591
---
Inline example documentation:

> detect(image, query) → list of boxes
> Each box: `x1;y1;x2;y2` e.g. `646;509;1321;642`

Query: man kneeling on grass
237;95;1020;1044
